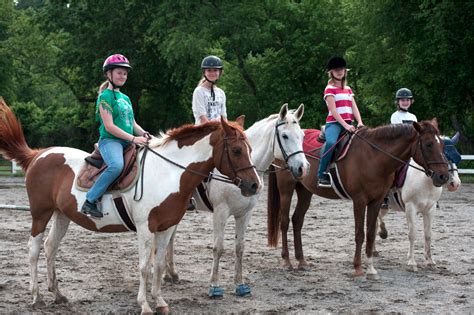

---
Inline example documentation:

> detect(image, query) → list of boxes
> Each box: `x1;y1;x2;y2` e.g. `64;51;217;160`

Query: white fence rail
459;155;474;174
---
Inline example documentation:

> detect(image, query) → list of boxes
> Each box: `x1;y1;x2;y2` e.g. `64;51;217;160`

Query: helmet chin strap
204;74;219;101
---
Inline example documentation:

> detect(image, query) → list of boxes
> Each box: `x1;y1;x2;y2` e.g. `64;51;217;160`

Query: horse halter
273;120;305;164
216;135;257;187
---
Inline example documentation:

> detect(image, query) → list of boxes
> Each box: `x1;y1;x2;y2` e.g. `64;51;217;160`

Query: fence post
12;161;20;174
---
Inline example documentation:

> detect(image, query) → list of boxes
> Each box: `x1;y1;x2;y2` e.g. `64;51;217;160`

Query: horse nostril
251;182;259;193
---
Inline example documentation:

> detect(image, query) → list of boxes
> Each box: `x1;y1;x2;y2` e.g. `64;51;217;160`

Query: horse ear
295;103;304;121
279;103;289;120
430;118;439;129
235;115;245;128
221;116;233;136
451;131;460;144
413;121;422;133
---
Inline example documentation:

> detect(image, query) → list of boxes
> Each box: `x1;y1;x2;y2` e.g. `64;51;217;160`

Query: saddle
392;163;409;188
76;143;140;192
303;127;355;162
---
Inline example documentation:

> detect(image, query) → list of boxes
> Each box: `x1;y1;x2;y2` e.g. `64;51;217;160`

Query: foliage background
0;0;472;153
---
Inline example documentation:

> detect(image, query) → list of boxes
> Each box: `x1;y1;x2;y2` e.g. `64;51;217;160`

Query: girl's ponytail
98;80;109;96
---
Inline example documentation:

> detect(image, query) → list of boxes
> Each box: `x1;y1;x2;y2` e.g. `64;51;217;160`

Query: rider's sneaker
81;200;103;218
317;173;331;187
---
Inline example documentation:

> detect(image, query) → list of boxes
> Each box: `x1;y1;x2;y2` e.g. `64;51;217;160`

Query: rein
133;136;256;201
351;130;447;178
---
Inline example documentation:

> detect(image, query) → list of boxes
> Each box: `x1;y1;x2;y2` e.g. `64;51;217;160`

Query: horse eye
282;134;289;140
232;148;242;156
425;142;433;149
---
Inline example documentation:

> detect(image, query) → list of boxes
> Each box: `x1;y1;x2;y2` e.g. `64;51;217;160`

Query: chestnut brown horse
267;119;450;280
0;98;260;314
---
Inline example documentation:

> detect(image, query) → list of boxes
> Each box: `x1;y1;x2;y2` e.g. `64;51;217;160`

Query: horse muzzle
237;179;260;197
289;161;310;180
431;172;450;187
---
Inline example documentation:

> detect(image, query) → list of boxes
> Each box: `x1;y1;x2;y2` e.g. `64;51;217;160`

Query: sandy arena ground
0;176;473;314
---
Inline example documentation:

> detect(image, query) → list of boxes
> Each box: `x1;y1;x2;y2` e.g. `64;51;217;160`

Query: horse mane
0;98;39;171
357;120;440;143
149;120;245;148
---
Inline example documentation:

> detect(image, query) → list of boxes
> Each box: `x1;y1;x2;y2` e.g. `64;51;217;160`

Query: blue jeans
318;122;344;178
86;138;128;203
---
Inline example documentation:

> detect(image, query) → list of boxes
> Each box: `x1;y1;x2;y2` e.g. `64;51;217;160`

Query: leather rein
351;130;448;178
133;135;256;201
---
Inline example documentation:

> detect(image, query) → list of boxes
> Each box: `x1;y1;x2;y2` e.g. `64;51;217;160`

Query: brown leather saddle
317;126;355;162
76;143;140;192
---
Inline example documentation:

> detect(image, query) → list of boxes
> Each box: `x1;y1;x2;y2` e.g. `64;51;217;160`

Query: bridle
269;120;305;173
133;132;256;201
215;135;257;187
352;130;448;178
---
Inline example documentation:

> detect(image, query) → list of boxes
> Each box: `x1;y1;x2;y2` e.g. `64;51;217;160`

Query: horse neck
245;118;277;170
146;135;215;192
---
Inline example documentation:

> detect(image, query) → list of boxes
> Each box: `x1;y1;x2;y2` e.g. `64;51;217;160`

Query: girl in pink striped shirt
317;56;364;187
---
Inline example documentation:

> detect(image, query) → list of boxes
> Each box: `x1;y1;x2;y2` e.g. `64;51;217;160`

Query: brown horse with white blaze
0;98;260;314
267;119;450;280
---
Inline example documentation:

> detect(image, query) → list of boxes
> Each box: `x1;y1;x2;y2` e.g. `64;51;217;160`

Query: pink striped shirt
324;85;354;123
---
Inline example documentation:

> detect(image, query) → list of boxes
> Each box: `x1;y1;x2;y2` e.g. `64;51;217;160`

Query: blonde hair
98;80;109;95
327;69;349;88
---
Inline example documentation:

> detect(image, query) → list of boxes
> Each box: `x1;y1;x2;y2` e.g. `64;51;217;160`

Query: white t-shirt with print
192;86;227;125
390;110;418;124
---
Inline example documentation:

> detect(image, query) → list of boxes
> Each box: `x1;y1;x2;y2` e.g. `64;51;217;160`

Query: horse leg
378;207;389;240
352;200;366;280
365;201;381;280
44;211;70;304
405;204;418;271
233;211;252;296
136;225;155;315
28;207;54;308
279;194;293;269
164;226;179;283
151;228;175;314
293;186;313;270
29;232;45;308
209;208;228;298
423;206;437;268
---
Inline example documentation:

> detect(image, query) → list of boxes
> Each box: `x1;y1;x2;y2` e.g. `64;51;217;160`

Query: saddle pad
303;129;324;153
393;163;409;188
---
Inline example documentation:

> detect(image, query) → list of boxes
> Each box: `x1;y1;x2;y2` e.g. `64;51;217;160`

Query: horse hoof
155;306;170;315
367;273;380;281
208;286;224;298
372;250;380;257
54;295;69;304
163;274;179;283
353;275;367;283
379;230;388;239
297;260;311;270
235;284;251;297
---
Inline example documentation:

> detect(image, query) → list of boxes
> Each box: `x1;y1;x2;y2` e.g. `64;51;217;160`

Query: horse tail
267;164;281;247
0;98;39;171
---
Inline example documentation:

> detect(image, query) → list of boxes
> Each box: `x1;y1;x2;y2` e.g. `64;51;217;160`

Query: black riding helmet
395;88;413;99
201;55;223;101
326;56;347;71
201;55;224;70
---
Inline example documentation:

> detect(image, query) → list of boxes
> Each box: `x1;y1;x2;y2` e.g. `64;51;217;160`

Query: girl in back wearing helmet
317;56;364;187
192;55;227;125
390;88;418;124
81;54;150;218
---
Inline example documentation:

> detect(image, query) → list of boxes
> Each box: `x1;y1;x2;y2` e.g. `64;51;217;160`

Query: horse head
442;132;462;192
412;118;450;187
211;116;261;197
273;103;309;179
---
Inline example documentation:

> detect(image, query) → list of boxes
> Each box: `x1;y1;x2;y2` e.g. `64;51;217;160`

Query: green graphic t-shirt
95;89;134;140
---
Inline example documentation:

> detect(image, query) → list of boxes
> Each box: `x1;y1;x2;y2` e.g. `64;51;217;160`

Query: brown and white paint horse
0;98;260;314
267;120;450;280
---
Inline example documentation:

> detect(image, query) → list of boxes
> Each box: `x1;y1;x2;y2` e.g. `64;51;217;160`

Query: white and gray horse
377;132;462;271
165;104;310;297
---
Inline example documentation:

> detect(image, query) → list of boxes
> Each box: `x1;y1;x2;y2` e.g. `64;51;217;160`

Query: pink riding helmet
102;54;132;73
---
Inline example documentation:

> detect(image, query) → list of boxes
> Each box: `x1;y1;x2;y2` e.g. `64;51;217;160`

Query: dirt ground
0;175;473;314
